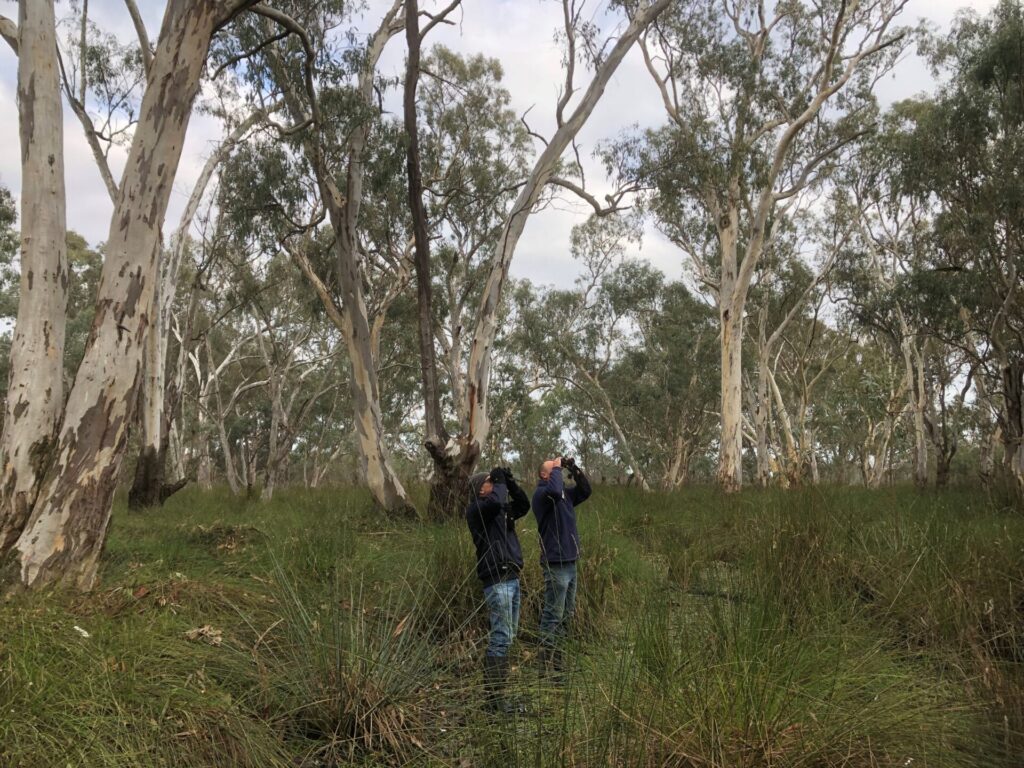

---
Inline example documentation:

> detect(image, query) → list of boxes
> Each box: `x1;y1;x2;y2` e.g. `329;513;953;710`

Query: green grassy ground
1;485;1021;766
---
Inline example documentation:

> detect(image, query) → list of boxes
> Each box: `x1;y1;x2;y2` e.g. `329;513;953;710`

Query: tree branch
419;0;462;38
56;49;120;202
123;0;153;74
548;176;627;216
0;15;17;56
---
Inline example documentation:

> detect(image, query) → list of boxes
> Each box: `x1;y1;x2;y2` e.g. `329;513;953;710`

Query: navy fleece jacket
465;480;531;586
532;467;591;565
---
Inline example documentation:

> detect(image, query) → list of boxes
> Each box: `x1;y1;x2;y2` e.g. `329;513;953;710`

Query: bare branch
123;0;153;73
548;176;629;216
520;105;548;147
420;0;462;38
56;48;119;202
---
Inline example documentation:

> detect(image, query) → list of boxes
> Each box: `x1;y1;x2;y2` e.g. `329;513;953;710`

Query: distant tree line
0;0;1020;589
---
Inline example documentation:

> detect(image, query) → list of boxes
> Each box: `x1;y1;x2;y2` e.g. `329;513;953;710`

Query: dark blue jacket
465;480;531;587
532;467;591;565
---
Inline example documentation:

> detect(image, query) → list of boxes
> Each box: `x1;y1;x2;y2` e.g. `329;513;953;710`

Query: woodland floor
1;484;1022;767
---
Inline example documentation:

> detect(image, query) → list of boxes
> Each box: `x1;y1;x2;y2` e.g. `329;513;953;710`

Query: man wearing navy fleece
532;456;592;675
465;466;530;712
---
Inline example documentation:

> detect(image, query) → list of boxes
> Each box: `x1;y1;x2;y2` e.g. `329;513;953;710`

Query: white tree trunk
901;335;929;488
717;210;744;493
10;1;253;590
767;364;802;483
462;0;671;462
266;3;414;517
753;349;772;487
0;0;67;553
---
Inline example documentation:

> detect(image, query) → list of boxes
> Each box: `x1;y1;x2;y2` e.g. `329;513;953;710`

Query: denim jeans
483;578;521;657
539;562;577;648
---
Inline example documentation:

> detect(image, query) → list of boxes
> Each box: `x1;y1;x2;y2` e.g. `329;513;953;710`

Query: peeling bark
267;3;415;517
0;0;67;552
10;0;260;591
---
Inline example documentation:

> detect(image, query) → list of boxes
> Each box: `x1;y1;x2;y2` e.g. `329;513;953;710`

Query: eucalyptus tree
516;216;657;488
607;0;909;491
896;0;1024;491
817;336;909;486
512;215;717;488
419;0;673;508
1;0;270;591
0;0;68;554
245;256;342;500
47;2;274;509
414;46;530;515
0;184;15;301
606;280;718;488
0;185;19;406
761;288;850;485
212;0;426;516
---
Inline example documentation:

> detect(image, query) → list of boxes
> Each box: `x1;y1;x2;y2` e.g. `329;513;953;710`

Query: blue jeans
483;578;521;657
539;562;577;648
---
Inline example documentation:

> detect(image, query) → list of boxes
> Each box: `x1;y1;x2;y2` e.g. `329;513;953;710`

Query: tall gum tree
5;0;264;591
896;0;1024;492
244;1;418;517
412;46;530;517
452;0;673;489
0;0;68;551
611;0;909;491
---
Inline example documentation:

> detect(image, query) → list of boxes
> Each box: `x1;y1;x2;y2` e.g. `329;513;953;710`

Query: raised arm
469;482;509;522
568;466;591;506
541;466;565;498
507;478;530;522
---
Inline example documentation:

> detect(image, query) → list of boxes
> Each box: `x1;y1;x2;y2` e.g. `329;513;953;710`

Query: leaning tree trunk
460;0;672;471
0;0;68;553
266;2;415;518
7;1;251;591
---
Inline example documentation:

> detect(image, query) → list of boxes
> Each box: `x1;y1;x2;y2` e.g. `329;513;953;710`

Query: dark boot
484;655;527;714
482;654;509;713
538;645;566;685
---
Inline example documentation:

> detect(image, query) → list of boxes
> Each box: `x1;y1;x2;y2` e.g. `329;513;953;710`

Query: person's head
539;459;557;480
469;472;492;500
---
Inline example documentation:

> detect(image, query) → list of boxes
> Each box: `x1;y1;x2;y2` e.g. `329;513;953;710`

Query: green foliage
1;486;1020;766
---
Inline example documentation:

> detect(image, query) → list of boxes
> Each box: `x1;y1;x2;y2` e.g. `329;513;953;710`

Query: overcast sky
0;0;998;287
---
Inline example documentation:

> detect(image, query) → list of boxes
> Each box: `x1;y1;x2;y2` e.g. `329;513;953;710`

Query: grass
0;484;1021;766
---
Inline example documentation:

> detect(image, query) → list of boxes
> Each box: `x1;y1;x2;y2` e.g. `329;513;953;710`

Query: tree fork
7;0;262;591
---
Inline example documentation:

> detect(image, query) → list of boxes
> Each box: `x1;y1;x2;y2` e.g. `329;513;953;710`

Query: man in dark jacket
532;456;592;675
465;466;530;712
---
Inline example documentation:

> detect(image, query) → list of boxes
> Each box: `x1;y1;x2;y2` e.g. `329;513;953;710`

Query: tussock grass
0;484;1020;766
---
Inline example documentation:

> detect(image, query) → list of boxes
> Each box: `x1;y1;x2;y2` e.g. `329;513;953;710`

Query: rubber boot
538;644;566;685
482;654;509;713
